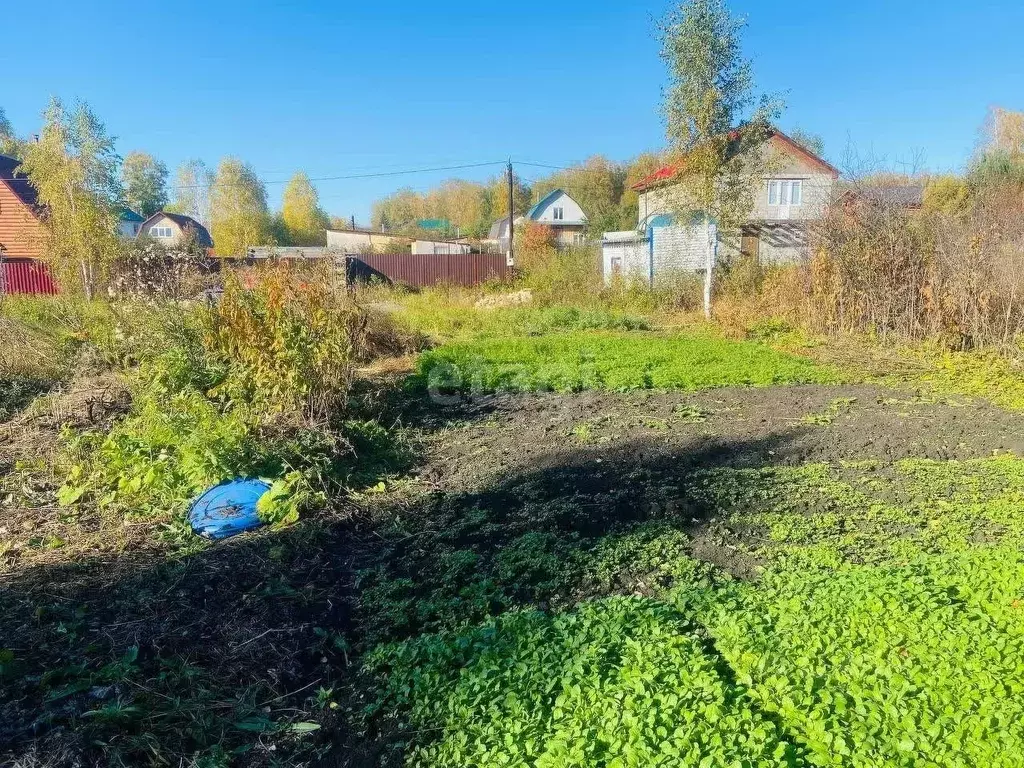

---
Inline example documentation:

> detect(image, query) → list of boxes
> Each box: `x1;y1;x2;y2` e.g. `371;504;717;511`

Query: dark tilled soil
385;383;1024;586
415;384;1024;496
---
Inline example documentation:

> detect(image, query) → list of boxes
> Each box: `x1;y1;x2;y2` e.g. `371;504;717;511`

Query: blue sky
2;0;1022;222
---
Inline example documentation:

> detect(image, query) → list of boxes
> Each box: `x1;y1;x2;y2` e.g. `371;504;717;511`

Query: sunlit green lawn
414;330;840;393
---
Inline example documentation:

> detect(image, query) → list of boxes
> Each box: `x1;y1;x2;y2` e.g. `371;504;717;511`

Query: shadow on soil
0;393;811;767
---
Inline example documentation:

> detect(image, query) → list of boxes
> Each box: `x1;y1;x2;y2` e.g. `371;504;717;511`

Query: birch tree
659;0;780;317
0;107;18;156
209;157;271;255
122;151;168;217
281;172;329;245
19;98;123;299
167;159;213;225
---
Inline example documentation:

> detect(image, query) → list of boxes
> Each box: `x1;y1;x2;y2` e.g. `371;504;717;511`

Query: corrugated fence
1;259;58;295
346;253;510;287
0;254;510;295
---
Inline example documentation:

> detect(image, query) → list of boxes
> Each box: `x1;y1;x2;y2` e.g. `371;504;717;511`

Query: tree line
0;99;336;271
369;154;674;239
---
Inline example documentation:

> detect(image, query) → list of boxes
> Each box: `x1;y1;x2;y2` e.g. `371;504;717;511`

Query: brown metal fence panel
347;253;510;288
1;259;59;295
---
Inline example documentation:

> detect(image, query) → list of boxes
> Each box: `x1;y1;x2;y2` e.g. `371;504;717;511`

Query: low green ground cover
384;294;651;341
708;547;1024;767
901;349;1024;411
762;323;1024;413
366;597;807;768
414;331;839;394
361;454;1024;767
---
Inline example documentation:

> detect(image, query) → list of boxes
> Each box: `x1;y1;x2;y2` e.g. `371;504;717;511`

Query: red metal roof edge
630;130;839;193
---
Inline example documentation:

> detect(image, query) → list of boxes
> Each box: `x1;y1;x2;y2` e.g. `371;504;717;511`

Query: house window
768;180;803;206
552;206;564;221
150;226;173;238
610;256;623;275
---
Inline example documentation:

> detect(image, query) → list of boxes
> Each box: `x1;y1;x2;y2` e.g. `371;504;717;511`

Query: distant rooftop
417;218;453;231
0;153;40;210
846;184;926;209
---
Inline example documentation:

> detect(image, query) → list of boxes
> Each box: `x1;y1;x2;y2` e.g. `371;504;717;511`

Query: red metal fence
1;258;58;295
346;253;510;288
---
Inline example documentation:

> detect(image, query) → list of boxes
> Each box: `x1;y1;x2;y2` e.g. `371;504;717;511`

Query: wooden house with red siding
0;153;56;294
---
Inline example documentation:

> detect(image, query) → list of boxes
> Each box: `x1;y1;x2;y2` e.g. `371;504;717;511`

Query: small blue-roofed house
117;208;145;239
525;188;587;247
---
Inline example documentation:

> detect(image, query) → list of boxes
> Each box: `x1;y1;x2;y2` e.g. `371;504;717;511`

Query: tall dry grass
804;184;1024;353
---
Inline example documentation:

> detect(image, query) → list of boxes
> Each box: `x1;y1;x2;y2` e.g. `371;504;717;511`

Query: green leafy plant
414;330;839;395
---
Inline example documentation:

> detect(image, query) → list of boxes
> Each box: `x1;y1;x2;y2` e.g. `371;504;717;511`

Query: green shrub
206;268;357;419
56;266;363;528
58;349;341;520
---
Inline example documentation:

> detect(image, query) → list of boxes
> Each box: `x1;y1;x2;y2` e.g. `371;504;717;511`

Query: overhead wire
0;159;510;191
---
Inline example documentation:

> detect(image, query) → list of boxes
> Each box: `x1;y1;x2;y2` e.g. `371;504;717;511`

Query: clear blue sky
3;0;1022;222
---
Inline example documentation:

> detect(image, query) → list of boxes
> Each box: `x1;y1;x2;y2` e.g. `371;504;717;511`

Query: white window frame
768;179;803;206
552;206;564;221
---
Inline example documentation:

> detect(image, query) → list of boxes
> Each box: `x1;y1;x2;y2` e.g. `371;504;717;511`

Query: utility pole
506;160;515;266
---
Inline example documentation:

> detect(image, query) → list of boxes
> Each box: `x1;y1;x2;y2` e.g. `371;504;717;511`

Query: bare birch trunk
703;214;714;319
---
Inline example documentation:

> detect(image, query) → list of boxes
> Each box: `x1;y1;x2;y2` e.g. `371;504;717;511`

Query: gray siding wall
654;225;714;272
718;224;810;266
637;138;837;228
602;224;715;283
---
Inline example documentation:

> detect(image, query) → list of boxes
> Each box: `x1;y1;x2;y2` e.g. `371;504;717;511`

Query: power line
2;158;624;189
0;159;509;190
514;160;623;174
515;160;574;171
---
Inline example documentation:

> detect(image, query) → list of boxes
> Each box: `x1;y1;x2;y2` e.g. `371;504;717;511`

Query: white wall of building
531;190;587;226
326;229;402;253
602;224;715;284
411;240;472;255
602;232;650;282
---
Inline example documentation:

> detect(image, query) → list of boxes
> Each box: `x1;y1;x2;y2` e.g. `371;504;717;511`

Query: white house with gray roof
484;188;588;253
